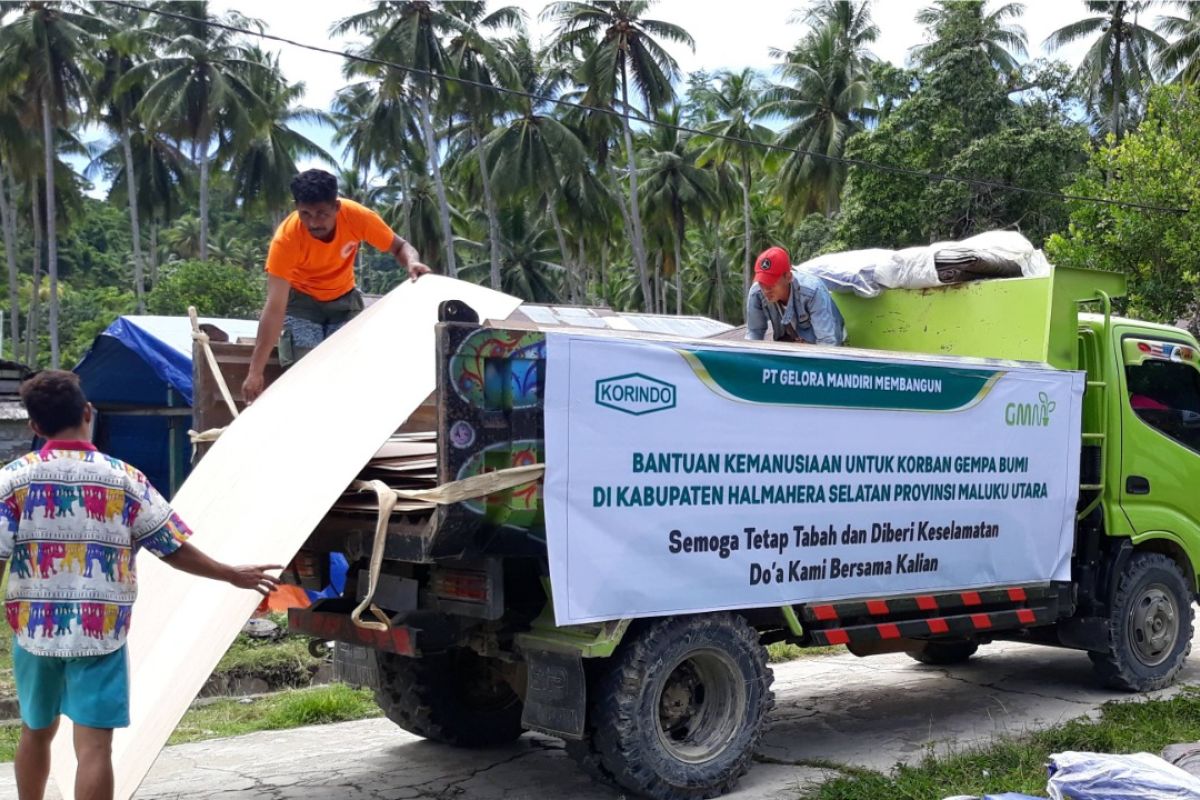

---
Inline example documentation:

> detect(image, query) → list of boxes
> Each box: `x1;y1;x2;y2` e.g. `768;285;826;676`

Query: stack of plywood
331;431;439;515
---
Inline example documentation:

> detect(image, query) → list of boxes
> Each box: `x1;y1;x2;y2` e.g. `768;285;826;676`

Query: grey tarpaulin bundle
943;750;1200;800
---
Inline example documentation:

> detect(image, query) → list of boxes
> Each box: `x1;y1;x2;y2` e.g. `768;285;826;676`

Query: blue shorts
13;641;130;730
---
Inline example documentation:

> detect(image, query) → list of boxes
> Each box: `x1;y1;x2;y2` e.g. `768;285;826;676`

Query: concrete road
5;638;1199;800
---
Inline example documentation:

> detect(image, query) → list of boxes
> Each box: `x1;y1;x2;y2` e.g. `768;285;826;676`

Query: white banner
544;333;1084;625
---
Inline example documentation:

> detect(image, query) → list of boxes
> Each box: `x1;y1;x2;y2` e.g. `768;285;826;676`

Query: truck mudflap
802;582;1070;647
521;649;587;740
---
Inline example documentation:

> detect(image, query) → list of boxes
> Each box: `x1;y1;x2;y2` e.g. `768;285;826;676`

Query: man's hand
407;261;432;282
241;371;266;404
225;564;284;596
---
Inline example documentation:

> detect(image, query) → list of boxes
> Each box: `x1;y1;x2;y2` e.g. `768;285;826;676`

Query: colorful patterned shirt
0;440;191;657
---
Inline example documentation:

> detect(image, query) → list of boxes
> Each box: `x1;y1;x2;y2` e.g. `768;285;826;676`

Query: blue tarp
73;315;259;495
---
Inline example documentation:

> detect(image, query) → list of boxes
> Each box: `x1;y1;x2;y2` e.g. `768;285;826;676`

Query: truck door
1118;333;1200;542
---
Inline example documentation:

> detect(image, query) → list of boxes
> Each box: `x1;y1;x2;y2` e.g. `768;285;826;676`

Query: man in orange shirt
241;169;431;402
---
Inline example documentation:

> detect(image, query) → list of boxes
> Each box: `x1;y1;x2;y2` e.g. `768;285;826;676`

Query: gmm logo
1005;391;1057;427
595;373;677;416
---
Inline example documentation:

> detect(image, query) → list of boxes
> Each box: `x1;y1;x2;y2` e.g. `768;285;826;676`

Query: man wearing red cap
746;246;846;345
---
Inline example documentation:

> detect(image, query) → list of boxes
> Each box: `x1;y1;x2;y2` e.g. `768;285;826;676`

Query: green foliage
812;687;1200;799
838;19;1087;249
147;260;263;319
166;685;380;747
1047;85;1200;324
58;285;138;366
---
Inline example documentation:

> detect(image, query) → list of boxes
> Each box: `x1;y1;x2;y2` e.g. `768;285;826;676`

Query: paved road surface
5;638;1198;799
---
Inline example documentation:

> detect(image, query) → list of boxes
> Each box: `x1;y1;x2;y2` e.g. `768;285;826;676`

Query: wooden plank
50;277;521;800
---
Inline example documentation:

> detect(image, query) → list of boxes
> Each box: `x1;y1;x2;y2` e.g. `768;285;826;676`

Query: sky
80;1;1108;193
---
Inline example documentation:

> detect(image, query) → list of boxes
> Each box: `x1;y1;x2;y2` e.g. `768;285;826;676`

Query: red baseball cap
753;246;791;287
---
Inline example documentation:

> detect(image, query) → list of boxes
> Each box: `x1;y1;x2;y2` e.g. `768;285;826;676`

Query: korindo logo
1005;391;1057;427
595;373;677;416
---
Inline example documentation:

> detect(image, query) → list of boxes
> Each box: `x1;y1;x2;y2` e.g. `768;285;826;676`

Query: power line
99;0;1189;215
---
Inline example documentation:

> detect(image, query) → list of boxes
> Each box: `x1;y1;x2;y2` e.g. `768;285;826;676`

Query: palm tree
227;48;334;219
87;129;192;289
546;1;694;312
127;2;269;261
459;205;564;302
444;4;522;290
640;108;720;314
1157;2;1200;83
484;34;590;293
760;20;876;217
93;1;152;310
0;1;103;367
912;1;1027;74
695;68;773;296
1045;2;1166;140
334;3;479;277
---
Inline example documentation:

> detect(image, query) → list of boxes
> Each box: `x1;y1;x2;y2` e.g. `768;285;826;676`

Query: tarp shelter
73;315;259;497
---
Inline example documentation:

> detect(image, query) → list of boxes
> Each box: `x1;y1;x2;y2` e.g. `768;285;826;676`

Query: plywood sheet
50;277;521;800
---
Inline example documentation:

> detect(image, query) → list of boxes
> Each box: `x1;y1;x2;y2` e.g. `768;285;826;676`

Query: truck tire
1089;552;1194;692
906;639;979;665
373;648;524;747
567;614;774;800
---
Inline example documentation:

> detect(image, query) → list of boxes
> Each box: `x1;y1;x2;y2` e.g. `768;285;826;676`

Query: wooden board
50;277;521;800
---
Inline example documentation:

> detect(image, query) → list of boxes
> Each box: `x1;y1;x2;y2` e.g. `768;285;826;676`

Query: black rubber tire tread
572;614;774;800
373;649;524;747
906;639;980;665
1090;551;1194;692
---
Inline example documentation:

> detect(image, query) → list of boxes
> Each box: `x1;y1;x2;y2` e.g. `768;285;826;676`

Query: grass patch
767;642;845;663
169;684;380;746
808;686;1200;799
0;684;382;762
209;612;325;690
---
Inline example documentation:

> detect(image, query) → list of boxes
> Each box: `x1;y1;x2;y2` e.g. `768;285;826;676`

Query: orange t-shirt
265;198;396;301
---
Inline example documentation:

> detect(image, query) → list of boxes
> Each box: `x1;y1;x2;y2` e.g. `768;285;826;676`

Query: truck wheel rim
654;648;747;765
1129;582;1179;668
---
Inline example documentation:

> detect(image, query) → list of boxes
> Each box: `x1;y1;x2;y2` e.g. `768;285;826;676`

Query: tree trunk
548;201;572;301
149;216;159;287
577;237;586;304
198;136;210;262
1111;35;1122;141
713;214;726;323
42;95;59;368
121;128;146;312
26;177;42;367
0;159;19;359
473;127;502;291
620;62;652;313
399;169;413;242
673;224;683;316
420;89;456;277
604;161;645;310
741;155;753;297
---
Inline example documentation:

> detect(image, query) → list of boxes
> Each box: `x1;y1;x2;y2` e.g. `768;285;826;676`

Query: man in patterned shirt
0;371;281;800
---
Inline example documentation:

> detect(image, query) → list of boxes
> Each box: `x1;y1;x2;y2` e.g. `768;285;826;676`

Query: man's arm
162;541;281;596
745;289;767;341
242;274;291;403
807;285;842;346
389;235;431;281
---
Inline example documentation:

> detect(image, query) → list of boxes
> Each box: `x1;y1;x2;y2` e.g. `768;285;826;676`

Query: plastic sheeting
75;315;260;406
1046;751;1200;800
793;249;895;298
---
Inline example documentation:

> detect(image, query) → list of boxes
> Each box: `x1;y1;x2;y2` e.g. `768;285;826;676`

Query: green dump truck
208;266;1200;800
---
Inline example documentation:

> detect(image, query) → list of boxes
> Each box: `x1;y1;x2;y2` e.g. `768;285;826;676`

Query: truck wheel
568;614;774;800
373;648;524;747
906;639;979;665
1090;552;1194;692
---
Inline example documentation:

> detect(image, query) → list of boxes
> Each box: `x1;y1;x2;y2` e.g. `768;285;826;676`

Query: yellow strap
188;305;239;430
347;464;545;631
